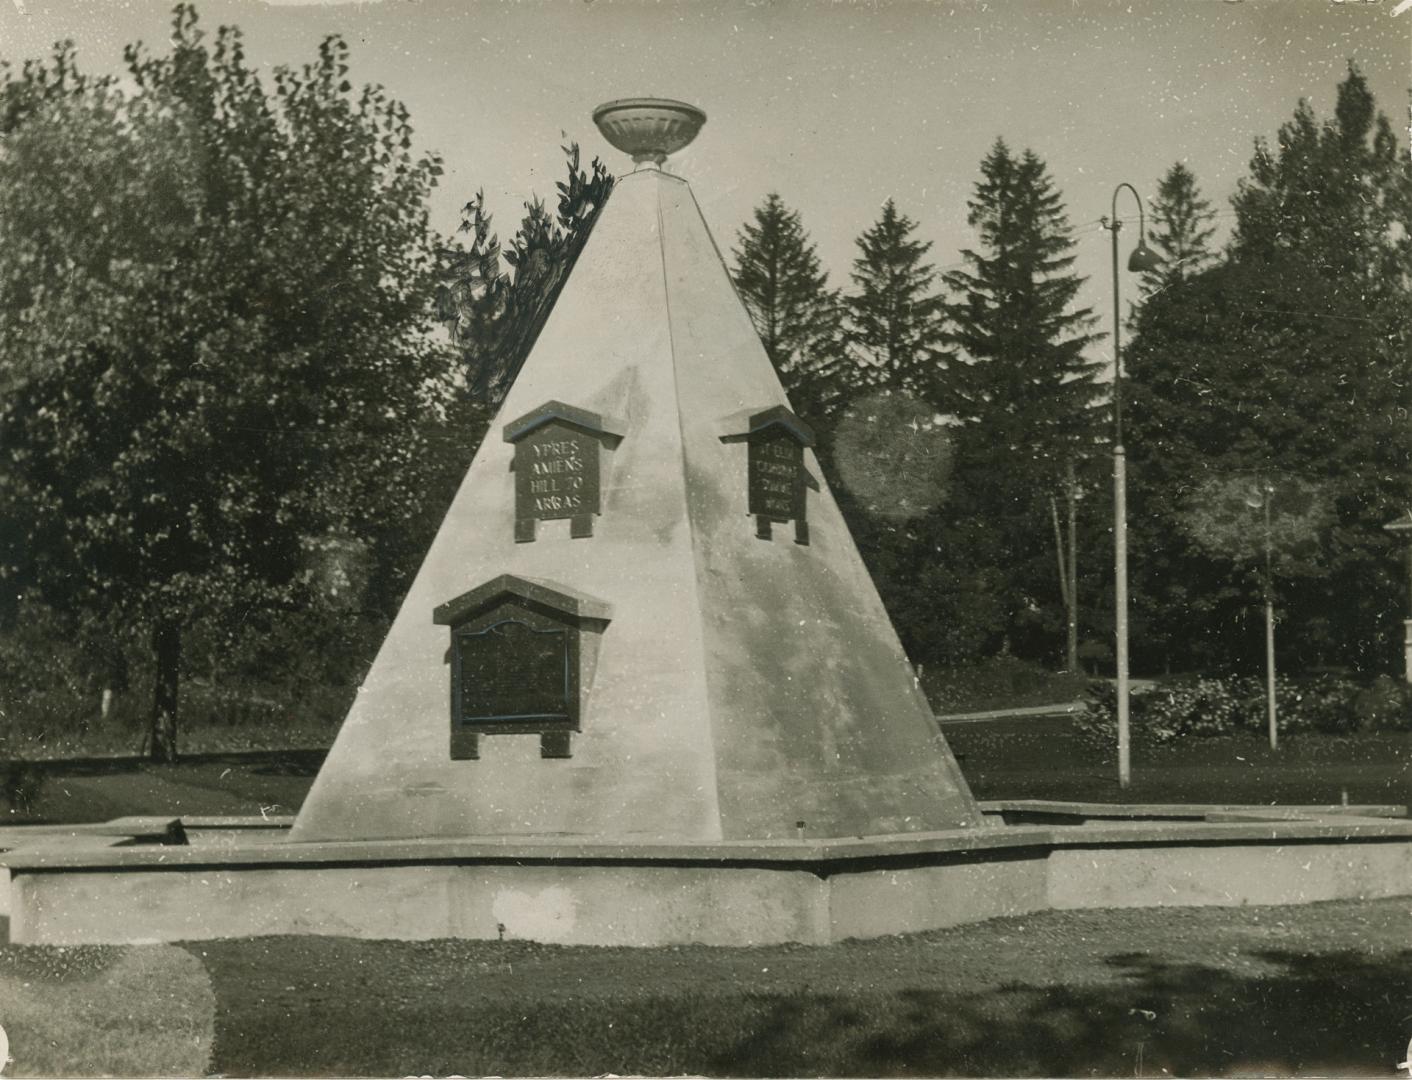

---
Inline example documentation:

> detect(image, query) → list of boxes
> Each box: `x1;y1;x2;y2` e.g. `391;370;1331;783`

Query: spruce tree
944;139;1101;474
840;199;950;406
941;139;1100;664
1143;162;1216;293
731;194;842;419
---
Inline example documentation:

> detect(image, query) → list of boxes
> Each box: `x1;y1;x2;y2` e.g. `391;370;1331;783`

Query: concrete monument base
2;805;1408;946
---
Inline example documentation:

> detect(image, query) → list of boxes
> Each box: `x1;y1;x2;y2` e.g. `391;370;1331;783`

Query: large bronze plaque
456;620;569;722
514;421;600;523
748;428;805;521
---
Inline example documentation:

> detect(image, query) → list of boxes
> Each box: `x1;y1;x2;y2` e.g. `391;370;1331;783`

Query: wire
1224;304;1383;325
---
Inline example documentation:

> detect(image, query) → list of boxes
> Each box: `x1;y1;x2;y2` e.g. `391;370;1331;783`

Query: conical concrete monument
22;101;1394;959
292;99;981;844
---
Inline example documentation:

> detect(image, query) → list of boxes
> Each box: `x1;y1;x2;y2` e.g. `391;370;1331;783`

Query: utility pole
1246;479;1277;750
1067;459;1080;675
1263;487;1277;751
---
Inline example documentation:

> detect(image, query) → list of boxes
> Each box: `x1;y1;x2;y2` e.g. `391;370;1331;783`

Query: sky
0;0;1408;374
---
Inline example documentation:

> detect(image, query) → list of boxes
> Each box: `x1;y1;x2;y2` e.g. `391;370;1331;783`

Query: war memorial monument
0;100;1407;947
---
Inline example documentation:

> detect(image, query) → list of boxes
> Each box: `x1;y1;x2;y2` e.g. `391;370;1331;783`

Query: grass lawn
0;750;322;826
2;899;1404;1076
0;709;1407;1075
942;717;1411;806
5;716;1406;825
0;944;214;1077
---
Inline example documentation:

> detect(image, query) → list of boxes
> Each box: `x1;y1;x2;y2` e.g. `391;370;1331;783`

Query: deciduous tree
1125;66;1411;673
0;7;452;759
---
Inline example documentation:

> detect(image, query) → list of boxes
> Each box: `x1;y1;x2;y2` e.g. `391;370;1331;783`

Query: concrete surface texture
291;164;980;844
8;815;1411;946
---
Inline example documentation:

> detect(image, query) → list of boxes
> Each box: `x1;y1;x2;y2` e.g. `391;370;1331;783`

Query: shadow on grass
195;943;1411;1077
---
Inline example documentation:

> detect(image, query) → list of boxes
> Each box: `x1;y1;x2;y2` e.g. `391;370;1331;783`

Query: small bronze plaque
748;428;805;522
515;421;600;524
724;406;815;544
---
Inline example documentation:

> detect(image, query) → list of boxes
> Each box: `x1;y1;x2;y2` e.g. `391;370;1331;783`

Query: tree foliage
1143;161;1216;293
1232;64;1409;283
930;140;1102;662
1126;66;1412;673
437;144;614;411
944;139;1102;470
840;199;950;406
730;193;842;421
0;6;452;758
1183;475;1333;575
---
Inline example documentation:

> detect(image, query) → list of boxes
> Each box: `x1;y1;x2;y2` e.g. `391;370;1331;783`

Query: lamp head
1127;238;1163;274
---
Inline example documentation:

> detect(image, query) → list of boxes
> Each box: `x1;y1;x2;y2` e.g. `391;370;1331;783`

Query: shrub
1355;676;1412;731
1076;672;1405;745
1284;674;1362;735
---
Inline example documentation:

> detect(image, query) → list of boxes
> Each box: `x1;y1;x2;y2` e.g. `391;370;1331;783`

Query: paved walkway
935;701;1087;723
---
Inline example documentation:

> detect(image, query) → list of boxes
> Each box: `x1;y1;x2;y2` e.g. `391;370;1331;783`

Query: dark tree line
731;140;1106;668
1124;65;1411;674
729;67;1410;678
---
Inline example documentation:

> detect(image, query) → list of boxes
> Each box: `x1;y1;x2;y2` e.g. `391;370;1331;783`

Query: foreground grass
0;896;1403;1076
0;944;214;1077
177;899;1409;1077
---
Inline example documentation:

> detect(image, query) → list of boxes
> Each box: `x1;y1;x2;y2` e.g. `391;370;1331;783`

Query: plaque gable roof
503;400;626;445
433;573;613;627
717;404;816;447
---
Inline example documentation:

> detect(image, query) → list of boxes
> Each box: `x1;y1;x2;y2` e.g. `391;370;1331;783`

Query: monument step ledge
980;799;1407;820
2;815;1411;872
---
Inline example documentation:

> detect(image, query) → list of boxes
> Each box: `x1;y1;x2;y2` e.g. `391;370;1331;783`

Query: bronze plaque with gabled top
456;619;571;724
433;575;613;762
726;405;816;545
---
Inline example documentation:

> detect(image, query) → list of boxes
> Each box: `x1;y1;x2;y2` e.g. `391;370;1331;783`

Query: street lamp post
1102;184;1162;789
